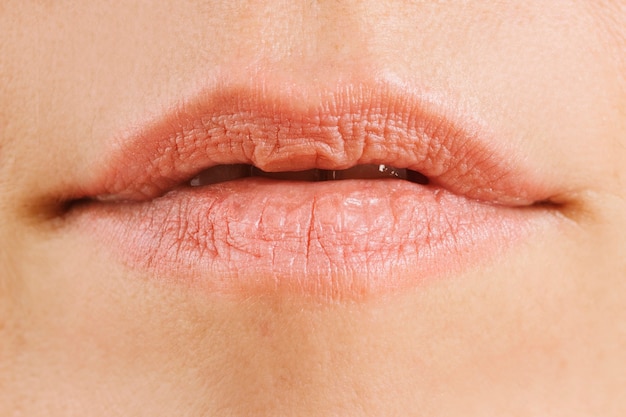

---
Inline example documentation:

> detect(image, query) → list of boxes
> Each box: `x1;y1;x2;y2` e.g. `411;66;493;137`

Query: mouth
187;163;430;186
66;81;561;300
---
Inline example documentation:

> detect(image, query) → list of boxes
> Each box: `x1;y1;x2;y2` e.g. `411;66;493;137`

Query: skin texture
0;1;625;416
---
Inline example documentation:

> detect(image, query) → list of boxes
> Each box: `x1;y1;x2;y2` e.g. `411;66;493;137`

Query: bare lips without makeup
68;82;557;299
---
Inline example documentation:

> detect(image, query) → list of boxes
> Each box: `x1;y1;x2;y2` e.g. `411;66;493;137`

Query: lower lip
70;178;547;299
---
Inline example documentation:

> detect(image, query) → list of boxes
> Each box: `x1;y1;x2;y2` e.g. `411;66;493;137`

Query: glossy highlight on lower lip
68;80;558;300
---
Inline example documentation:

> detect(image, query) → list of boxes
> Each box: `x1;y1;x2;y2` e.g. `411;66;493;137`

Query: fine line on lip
88;81;550;207
73;177;546;299
66;79;562;299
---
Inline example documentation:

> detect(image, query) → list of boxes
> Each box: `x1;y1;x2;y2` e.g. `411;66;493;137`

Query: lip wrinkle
85;82;552;206
73;178;541;299
62;80;563;300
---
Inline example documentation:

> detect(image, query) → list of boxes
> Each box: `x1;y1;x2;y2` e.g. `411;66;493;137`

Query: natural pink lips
68;82;557;299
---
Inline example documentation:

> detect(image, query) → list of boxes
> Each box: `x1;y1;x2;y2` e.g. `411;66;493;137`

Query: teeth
189;164;429;187
327;164;406;180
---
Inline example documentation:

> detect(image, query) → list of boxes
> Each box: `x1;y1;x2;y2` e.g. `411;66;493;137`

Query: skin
1;1;625;415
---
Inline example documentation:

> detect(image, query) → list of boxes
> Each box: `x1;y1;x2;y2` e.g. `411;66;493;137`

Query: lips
67;81;559;299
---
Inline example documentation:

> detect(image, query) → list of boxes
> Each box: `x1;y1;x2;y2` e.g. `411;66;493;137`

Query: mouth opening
189;164;430;187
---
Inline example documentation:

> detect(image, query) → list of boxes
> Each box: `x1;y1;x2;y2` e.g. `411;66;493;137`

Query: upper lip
83;81;551;206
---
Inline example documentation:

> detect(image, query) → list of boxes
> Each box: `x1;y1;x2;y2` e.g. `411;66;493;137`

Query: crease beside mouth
188;164;430;187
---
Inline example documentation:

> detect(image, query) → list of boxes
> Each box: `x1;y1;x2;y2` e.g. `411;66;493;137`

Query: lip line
82;80;552;207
